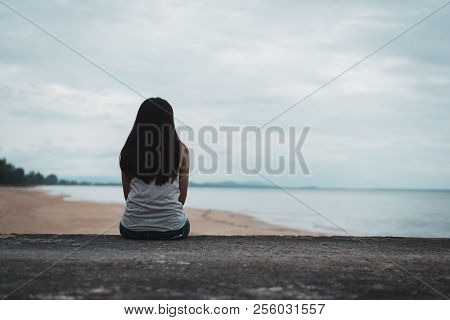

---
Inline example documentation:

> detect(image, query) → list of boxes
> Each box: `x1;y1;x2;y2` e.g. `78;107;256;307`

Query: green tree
0;158;60;186
44;174;58;185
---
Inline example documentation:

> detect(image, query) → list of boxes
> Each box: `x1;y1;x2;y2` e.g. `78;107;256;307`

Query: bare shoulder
180;142;189;170
181;142;189;156
180;142;189;166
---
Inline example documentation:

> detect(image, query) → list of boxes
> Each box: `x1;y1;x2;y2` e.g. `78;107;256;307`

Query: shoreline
0;186;321;236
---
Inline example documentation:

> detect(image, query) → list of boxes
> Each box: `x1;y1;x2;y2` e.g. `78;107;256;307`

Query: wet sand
0;187;317;236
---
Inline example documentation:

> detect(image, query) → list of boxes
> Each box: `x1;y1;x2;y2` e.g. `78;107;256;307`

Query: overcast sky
1;0;449;188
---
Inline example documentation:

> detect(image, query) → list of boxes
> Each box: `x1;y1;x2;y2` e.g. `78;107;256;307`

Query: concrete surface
0;235;449;299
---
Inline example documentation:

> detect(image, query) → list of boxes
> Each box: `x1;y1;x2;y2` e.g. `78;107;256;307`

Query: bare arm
178;143;190;205
121;171;132;201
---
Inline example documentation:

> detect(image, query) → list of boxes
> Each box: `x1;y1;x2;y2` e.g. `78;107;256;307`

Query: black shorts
119;219;190;240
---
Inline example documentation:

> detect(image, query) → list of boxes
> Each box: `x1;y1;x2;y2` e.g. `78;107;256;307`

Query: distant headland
1;158;448;191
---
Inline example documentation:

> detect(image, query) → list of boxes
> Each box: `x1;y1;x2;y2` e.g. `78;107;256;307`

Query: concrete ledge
1;235;449;299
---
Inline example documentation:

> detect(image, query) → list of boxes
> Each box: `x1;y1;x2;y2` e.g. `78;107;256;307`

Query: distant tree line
0;158;60;186
0;158;121;186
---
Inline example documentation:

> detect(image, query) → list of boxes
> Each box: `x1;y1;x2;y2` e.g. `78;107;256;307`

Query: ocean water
38;185;450;238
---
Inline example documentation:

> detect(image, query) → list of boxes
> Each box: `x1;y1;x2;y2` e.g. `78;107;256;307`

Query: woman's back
121;177;186;232
119;98;190;239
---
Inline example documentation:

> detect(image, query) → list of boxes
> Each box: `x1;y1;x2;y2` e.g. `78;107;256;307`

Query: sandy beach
0;187;316;236
1;187;449;300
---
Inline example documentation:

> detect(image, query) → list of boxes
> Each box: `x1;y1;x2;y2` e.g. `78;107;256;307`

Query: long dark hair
120;98;181;185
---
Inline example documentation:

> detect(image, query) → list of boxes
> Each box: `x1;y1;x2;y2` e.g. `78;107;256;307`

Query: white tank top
120;176;186;232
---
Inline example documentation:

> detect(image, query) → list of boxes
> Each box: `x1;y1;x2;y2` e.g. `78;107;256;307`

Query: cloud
0;0;449;187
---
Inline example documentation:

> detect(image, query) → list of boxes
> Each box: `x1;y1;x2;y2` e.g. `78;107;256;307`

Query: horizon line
50;179;450;192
